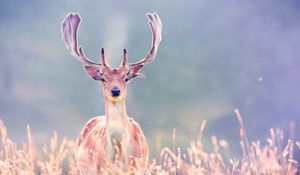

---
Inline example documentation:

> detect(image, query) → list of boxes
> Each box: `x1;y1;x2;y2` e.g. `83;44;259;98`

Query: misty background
0;0;300;159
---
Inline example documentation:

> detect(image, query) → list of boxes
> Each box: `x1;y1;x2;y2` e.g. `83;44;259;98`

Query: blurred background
0;0;300;159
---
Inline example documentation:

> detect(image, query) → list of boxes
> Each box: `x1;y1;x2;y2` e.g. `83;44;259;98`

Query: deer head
61;13;162;103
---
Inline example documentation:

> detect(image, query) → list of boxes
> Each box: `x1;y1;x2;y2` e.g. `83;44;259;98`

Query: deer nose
111;87;121;97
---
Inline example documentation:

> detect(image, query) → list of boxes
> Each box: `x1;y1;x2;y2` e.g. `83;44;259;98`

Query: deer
61;12;162;174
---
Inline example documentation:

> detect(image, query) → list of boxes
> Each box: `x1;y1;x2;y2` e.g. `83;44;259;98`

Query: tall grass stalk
0;113;298;174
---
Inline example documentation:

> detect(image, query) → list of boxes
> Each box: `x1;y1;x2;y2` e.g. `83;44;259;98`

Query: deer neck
105;100;129;130
105;99;131;161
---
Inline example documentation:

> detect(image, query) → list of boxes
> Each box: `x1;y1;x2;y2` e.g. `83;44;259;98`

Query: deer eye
99;77;107;83
124;77;130;82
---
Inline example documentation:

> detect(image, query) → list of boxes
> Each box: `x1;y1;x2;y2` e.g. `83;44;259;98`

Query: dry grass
0;110;299;175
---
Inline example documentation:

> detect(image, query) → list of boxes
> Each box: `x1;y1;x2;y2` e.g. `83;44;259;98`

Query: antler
101;48;108;67
128;12;162;68
121;49;127;66
61;13;101;66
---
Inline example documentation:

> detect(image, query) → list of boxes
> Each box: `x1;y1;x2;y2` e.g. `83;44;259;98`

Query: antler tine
101;48;108;67
62;13;101;66
129;12;162;67
121;49;127;66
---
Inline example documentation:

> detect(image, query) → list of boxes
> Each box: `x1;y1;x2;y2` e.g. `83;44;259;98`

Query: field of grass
0;110;299;175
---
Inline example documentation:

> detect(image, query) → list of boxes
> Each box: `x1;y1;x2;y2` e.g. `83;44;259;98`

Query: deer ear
83;65;103;81
126;65;145;82
129;64;144;75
